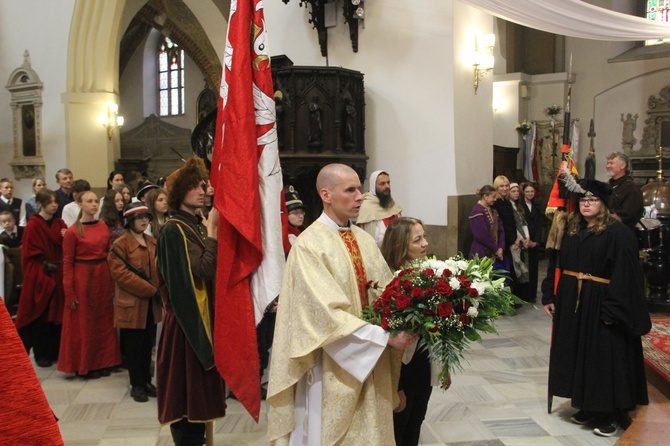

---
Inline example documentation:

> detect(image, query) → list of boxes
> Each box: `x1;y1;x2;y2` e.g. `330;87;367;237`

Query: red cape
0;303;63;444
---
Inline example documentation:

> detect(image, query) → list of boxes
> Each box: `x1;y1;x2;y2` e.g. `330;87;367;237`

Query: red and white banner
211;0;284;421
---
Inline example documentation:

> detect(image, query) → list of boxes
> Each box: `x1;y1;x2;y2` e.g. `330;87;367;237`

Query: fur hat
284;185;304;212
166;157;209;211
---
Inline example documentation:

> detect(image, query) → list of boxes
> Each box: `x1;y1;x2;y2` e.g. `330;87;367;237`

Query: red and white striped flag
210;0;284;421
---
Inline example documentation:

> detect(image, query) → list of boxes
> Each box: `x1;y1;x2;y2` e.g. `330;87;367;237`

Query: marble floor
32;301;625;446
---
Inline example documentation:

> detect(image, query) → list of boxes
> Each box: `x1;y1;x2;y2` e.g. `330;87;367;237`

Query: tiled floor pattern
32;301;624;445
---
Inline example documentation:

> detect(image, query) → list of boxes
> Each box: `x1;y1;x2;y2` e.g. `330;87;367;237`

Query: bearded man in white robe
356;170;403;247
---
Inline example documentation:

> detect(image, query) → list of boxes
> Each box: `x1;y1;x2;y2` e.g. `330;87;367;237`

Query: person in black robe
541;179;651;438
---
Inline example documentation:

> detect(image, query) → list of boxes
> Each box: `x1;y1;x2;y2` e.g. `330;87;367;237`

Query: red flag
211;0;284;421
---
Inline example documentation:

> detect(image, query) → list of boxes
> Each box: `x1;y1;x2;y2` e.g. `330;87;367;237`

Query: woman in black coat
491;175;517;285
520;183;543;302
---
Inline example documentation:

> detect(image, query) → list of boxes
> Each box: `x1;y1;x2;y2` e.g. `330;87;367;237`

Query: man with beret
356;170;402;247
155;157;225;445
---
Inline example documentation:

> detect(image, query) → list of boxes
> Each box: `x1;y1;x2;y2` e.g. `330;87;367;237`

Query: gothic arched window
646;0;670;45
158;37;185;116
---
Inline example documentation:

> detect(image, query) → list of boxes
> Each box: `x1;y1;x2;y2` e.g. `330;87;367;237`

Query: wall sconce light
99;103;124;140
473;33;495;95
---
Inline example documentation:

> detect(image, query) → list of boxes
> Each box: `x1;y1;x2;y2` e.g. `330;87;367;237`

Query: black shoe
131;386;149;403
98;369;111;377
570;410;593;425
78;371;101;380
36;359;52;368
593;420;619;437
144;383;157;397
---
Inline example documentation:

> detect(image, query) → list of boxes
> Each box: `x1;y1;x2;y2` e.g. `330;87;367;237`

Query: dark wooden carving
272;60;367;224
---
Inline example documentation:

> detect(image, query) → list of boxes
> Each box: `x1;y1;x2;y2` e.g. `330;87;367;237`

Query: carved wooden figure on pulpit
307;100;323;151
343;100;357;152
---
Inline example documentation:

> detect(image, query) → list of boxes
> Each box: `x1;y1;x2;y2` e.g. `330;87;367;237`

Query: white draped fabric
459;0;670;41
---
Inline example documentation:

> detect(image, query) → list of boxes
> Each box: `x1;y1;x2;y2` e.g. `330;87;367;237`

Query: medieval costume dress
58;221;121;375
15;214;67;365
541;219;650;417
268;213;401;446
156;211;226;426
468;202;504;260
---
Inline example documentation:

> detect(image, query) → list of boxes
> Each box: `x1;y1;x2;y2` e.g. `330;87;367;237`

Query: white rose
449;277;461;290
467;306;479;318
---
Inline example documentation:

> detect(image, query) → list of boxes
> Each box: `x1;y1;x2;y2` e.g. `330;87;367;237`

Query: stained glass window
646;0;670;45
158;37;185;116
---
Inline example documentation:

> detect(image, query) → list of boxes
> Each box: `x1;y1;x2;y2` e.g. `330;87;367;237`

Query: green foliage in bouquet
363;254;525;388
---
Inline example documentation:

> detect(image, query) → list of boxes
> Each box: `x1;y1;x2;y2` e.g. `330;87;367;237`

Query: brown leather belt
562;270;610;312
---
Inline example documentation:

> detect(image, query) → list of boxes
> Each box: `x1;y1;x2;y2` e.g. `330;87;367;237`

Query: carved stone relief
119;114;192;180
5;50;45;179
640;85;670;156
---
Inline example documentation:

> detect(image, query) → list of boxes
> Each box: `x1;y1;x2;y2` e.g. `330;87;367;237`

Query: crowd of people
0;151;653;444
466;151;650;438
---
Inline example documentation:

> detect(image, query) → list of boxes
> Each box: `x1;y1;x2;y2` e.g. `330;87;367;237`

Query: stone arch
63;0;226;185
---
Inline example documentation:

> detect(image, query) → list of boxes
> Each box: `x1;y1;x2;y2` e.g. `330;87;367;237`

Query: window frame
157;36;185;117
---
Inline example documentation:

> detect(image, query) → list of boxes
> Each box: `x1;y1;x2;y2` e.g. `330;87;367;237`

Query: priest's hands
387;331;419;350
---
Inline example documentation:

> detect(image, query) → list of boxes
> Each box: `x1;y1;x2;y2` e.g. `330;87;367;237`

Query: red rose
437;301;453;318
381;318;389;330
411;287;424;299
468;287;479;297
401;280;413;291
423;268;435;277
458;275;472;288
395;294;411;310
442;269;453;278
436;279;452;296
389;277;401;291
423;309;435;316
373;299;383;311
459;313;470;325
382;307;392;317
424;287;435;296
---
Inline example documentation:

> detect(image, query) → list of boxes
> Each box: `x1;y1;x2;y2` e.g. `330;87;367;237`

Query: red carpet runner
642;314;670;383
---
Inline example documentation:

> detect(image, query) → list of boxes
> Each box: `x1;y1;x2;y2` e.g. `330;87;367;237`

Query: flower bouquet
515;120;532;136
544;104;562;117
363;254;524;388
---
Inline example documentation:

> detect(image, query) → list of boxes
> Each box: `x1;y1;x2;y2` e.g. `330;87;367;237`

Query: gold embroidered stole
338;229;369;309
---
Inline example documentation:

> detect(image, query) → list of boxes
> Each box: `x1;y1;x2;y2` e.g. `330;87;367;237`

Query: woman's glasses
579;197;600;205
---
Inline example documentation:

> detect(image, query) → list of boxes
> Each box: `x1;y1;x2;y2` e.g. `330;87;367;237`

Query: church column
64;0;126;186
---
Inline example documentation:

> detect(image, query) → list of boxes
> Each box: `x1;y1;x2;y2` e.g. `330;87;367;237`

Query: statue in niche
307;99;323;151
621;113;638;153
343;100;356;151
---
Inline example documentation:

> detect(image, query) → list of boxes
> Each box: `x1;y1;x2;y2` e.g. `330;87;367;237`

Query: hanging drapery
459;0;670;41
